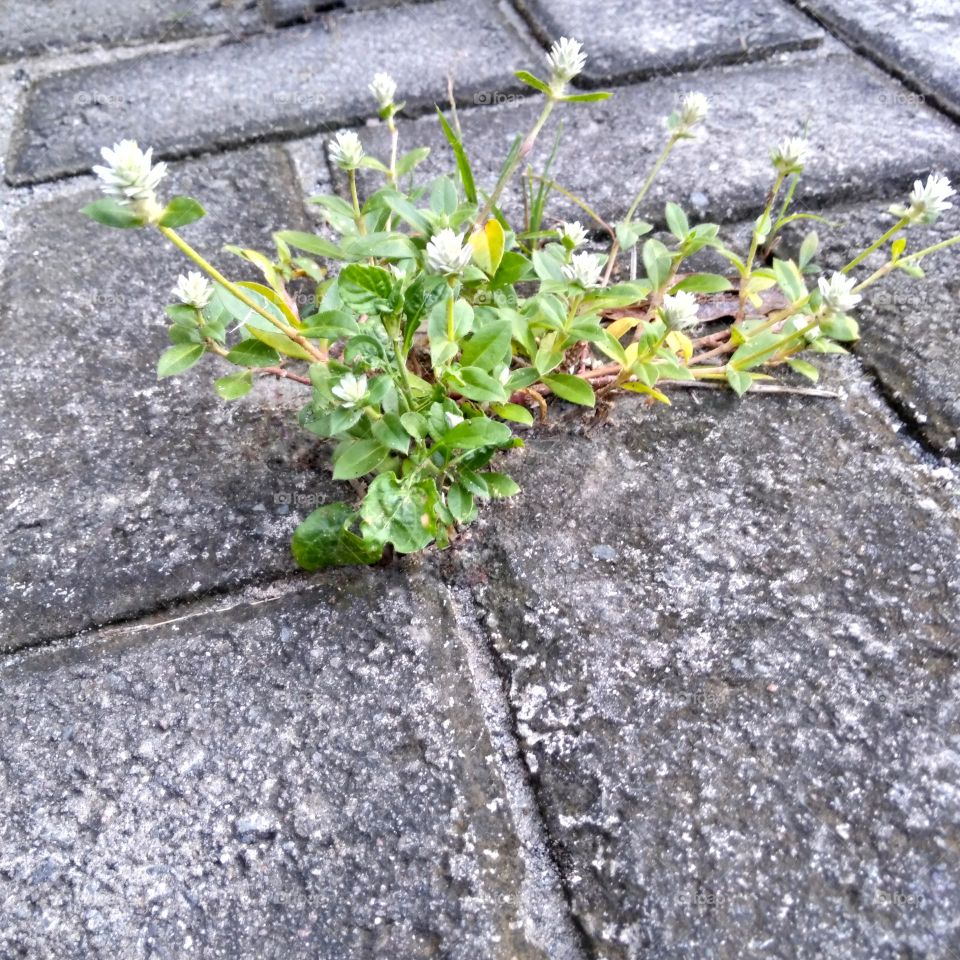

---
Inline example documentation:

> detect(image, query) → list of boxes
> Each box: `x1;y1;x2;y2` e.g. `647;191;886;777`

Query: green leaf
460;320;512;372
158;196;206;228
82;198;143;229
514;70;552;95
396;146;431;177
157;343;204;378
291;502;382;571
671;273;733;294
615;220;652;250
214;370;253;400
772;258;807;304
299;310;361;341
360;473;438;553
665;202;689;239
542;373;595;407
642;238;672;289
479;472;520;498
799;230;819;269
726;368;753;397
820;313;860;341
341;232;418;261
436;109;477;204
378;189;431;233
786;358;820;382
559;91;612;102
338;264;395;314
371;413;411;454
332;438;390;480
441;417;513;450
447;483;476;523
454;366;509;403
491;402;534;426
274;229;343;259
225;338;280;367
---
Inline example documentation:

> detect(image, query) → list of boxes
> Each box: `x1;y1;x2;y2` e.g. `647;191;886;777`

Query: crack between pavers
784;0;960;125
441;581;594;960
0;566;320;660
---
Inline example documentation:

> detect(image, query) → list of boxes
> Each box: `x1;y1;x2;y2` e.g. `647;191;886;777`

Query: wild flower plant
83;40;960;569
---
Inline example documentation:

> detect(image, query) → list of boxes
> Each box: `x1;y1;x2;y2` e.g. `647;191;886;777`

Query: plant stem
842;217;908;273
348;170;366;234
603;133;681;286
474;98;555;229
158;226;327;364
738;170;786;317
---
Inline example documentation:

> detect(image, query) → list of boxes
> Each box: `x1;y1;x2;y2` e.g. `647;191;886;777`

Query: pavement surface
1;1;959;958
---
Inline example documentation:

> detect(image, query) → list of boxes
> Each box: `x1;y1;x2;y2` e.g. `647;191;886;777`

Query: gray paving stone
0;0;261;62
0;145;334;652
782;201;960;459
796;0;960;117
0;575;548;959
5;0;536;185
308;48;960;237
513;0;823;86
456;363;960;958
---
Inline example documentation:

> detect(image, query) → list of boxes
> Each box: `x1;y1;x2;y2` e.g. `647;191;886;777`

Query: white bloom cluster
172;271;213;309
546;37;586;87
331;372;368;407
771;136;810;174
558;220;588;248
660;291;700;330
561;251;603;288
817;271;861;316
425;228;473;276
328;130;365;170
369;72;397;111
676;92;709;133
890;173;955;225
93;139;168;223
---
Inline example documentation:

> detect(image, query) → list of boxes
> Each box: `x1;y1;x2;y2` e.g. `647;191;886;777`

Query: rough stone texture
0;146;331;652
796;0;960;117
5;0;537;185
0;0;262;63
457;363;960;958
785;202;960;458
307;48;960;232
514;0;823;86
0;575;548;959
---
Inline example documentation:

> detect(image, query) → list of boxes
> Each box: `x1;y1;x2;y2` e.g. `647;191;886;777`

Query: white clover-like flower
771;136;810;174
172;271;213;309
818;271;861;316
93;139;168;222
678;92;710;130
891;173;955;225
331;372;368;408
561;251;603;288
558;220;588;248
660;291;700;330
328;130;365;170
369;72;397;111
546;37;586;86
444;411;465;429
425;228;473;276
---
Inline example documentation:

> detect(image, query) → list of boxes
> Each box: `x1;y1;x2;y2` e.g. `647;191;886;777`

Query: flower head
817;271;861;316
328;130;365;170
659;291;700;330
425;228;473;276
558;220;588;249
444;411;465;429
771;136;810;174
546;37;586;87
172;271;213;309
331;372;368;408
561;251;603;288
890;173;955;225
677;92;709;132
92;139;167;223
368;72;397;112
